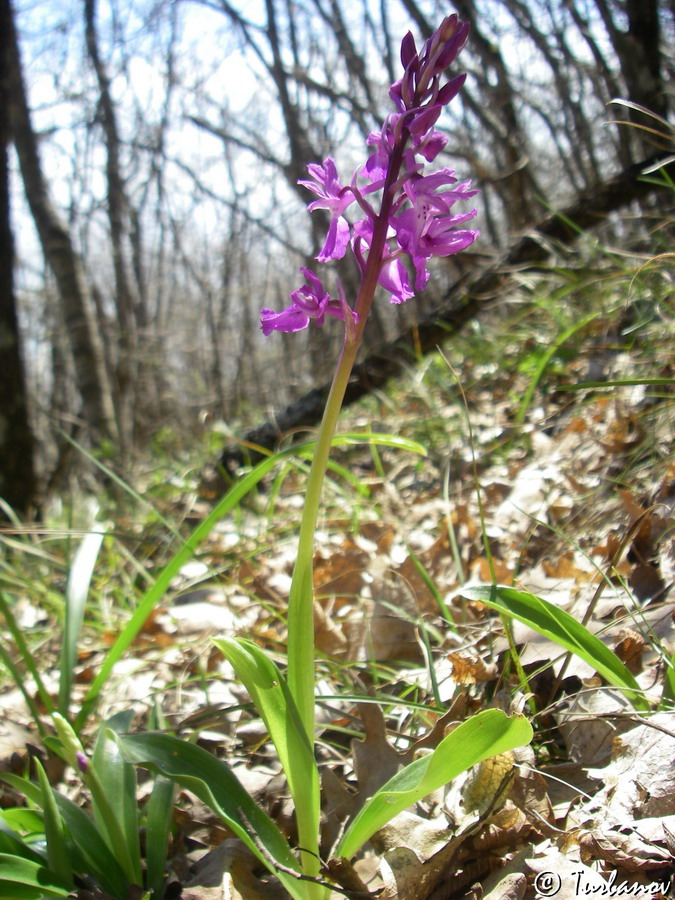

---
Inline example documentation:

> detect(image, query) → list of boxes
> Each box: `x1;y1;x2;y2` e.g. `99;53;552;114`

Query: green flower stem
286;149;405;891
285;332;361;894
287;140;404;736
286;338;361;735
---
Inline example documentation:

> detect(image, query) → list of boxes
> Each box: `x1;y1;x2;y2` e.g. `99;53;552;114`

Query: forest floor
0;238;674;899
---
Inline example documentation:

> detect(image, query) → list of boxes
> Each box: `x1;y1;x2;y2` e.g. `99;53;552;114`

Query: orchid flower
262;15;478;336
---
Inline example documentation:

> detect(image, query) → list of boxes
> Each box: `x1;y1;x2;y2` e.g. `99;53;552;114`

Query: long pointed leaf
35;759;72;888
336;709;532;860
457;584;648;710
0;853;71;898
59;529;106;716
116;732;309;900
145;774;175;899
213;638;321;879
91;723;143;887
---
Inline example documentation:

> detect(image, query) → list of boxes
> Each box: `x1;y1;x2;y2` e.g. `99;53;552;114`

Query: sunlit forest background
1;0;673;512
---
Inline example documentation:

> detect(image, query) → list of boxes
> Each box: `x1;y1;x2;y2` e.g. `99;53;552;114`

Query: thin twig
237;807;375;898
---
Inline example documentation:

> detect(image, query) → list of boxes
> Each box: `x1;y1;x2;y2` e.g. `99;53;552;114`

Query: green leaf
91;714;142;887
56;797;130;899
661;651;675;708
324;432;427;455
0;886;50;899
213;638;320;876
336;709;533;860
145;774;175;899
0;884;64;900
457;585;648;710
59;529;106;717
0;816;47;865
116;732;308;900
35;760;72;888
0;853;71;898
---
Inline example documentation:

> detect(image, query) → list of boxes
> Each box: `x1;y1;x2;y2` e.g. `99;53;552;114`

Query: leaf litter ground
1;269;674;899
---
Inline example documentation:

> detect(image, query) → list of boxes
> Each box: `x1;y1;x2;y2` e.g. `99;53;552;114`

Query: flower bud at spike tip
52;712;86;770
400;31;417;68
76;751;89;774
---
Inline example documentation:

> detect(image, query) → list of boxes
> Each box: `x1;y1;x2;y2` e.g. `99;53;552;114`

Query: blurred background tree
2;0;673;504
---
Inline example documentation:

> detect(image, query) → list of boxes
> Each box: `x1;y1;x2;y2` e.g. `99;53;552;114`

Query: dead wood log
216;153;674;479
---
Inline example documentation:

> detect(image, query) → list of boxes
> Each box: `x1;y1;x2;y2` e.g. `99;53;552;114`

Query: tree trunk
593;0;668;141
4;0;117;446
84;0;139;448
0;0;37;515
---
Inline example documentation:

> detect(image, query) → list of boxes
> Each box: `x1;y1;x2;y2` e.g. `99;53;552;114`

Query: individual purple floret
260;268;356;335
298;158;353;262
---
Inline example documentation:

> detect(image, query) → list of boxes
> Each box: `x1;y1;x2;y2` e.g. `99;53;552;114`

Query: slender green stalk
242;20;480;889
287;137;404;728
285;154;403;889
285;336;364;894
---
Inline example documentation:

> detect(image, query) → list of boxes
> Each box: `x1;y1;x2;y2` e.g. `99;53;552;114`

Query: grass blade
515;312;598;426
75;434;425;730
59;529;106;717
0;592;53;729
457;584;648;710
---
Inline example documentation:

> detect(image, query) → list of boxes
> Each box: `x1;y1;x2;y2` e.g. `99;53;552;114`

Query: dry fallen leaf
526;846;609;900
554;687;635;767
448;650;498;684
578;827;673;873
351;702;405;807
481;872;528;900
586;712;675;818
188;839;289;900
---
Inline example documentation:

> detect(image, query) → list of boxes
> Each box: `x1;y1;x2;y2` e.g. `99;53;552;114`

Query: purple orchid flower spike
261;13;478;337
258;21;483;887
